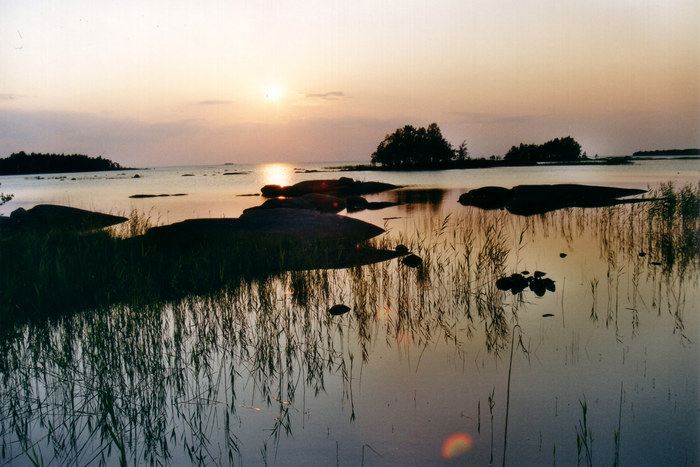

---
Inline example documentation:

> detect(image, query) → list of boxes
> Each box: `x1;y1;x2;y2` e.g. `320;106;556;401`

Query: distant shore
0;152;134;176
329;156;640;172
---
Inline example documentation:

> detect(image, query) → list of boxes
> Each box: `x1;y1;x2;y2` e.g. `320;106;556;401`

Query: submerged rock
395;244;409;255
328;304;351;316
402;254;422;268
496;272;555;296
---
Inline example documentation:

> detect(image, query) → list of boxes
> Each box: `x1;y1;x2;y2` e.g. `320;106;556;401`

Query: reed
0;183;697;465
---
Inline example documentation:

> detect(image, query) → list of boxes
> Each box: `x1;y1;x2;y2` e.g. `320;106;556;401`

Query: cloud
445;111;540;125
304;91;345;101
196;100;235;106
0;94;19;101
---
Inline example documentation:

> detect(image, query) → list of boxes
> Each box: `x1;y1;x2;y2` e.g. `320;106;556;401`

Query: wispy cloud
445;111;540;125
305;91;345;101
0;94;20;101
196;100;235;106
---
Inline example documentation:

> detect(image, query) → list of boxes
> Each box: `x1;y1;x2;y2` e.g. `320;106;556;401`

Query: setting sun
262;162;292;187
264;84;283;100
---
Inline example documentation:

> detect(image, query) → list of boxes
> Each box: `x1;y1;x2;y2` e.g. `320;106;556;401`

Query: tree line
503;136;583;162
0;151;123;175
370;123;584;168
632;148;700;156
371;123;468;169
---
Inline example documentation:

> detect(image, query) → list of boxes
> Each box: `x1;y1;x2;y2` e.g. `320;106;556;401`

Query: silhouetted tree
0;152;123;175
504;136;583;162
371;123;456;168
456;140;469;161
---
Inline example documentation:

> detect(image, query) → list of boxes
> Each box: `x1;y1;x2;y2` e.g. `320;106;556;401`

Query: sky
1;0;698;166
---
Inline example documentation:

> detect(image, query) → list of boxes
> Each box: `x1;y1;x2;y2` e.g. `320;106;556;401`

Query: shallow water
0;160;698;465
1;158;698;222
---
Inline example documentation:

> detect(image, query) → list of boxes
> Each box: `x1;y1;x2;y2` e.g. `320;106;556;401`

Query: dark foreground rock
459;184;647;215
1;204;127;232
139;208;398;273
144;208;385;245
261;177;398;198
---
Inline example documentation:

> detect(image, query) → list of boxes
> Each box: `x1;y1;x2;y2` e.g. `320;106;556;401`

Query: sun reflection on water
262;163;293;188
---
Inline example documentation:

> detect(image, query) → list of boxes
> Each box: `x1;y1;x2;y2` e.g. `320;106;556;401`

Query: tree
0;152;123;175
371;123;456;168
504;136;583;162
456;141;469;161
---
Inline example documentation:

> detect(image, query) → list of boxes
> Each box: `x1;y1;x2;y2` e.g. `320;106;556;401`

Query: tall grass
0;183;697;465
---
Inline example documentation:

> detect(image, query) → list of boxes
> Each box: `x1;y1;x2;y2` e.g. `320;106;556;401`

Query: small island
338;123;624;171
0;151;126;175
632;148;700;157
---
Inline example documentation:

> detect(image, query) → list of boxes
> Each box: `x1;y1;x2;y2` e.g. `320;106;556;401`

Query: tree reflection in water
0;185;697;465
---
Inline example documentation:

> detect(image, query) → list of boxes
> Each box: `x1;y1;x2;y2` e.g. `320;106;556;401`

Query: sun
264;84;282;100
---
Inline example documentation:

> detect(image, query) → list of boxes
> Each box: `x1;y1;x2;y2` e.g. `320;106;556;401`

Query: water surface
0;160;698;465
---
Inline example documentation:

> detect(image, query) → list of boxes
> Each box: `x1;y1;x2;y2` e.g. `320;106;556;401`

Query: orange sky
1;0;698;166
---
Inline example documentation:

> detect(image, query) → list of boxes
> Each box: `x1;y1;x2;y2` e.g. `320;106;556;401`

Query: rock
402;254;422;268
346;196;400;212
542;313;554;318
543;278;556;292
145;208;385;246
9;207;27;218
3;204;127;232
495;272;554;296
138;209;399;273
129;193;189;199
132;174;141;178
328;304;351;316
346;196;369;212
559;253;567;258
459;184;648;216
496;277;513;291
529;279;547;296
246;193;346;213
508;273;529;294
458;186;511;210
395;244;409;255
261;178;398;198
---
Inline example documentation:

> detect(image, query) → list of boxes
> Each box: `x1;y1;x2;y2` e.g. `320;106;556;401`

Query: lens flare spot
441;432;473;459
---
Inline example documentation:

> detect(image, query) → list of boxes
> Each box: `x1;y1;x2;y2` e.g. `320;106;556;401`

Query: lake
1;159;698;466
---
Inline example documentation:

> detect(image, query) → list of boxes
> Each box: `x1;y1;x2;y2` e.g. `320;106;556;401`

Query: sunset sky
1;0;698;166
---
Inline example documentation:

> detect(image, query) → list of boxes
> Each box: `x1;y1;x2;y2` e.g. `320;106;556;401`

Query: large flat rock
1;204;127;232
261;177;398;198
144;207;385;245
459;184;647;215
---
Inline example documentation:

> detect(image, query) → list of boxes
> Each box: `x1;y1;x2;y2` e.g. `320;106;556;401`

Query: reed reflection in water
1;184;698;465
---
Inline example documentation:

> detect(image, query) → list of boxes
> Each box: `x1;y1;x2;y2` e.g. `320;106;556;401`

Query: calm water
1;159;698;466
